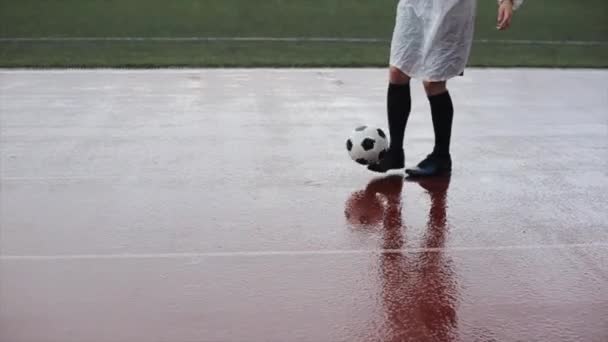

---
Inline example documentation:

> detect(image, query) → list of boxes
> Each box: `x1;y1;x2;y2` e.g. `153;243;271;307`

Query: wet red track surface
1;69;607;341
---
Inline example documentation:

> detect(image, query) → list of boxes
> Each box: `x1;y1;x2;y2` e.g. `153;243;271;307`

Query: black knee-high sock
428;91;454;157
387;83;411;151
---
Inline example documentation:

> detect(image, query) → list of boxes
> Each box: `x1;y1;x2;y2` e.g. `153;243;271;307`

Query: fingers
503;15;512;30
497;8;505;27
497;8;513;30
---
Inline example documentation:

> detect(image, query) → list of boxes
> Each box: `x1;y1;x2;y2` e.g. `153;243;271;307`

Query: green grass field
1;0;607;68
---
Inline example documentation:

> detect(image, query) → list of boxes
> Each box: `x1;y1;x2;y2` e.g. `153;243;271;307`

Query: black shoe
367;149;405;173
405;154;452;177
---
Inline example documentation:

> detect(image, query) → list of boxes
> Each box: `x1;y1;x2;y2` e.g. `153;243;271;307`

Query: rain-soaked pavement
1;68;607;342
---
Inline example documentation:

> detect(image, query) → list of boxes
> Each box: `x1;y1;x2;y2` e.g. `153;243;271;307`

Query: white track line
2;242;608;261
0;37;606;46
3;68;607;74
473;38;608;46
0;37;386;43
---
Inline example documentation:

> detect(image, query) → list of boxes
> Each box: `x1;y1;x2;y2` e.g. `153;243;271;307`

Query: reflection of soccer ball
346;125;389;165
344;190;385;227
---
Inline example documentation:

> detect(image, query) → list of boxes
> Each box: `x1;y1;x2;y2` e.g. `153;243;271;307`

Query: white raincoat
389;0;524;81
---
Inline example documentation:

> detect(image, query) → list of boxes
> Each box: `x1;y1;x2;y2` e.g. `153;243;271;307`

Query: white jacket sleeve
498;0;524;10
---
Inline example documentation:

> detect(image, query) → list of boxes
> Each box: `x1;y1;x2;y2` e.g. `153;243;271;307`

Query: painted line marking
0;37;606;46
2;68;607;74
2;242;608;261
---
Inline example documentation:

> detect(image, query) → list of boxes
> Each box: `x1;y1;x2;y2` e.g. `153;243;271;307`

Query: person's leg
368;66;412;173
424;80;453;157
405;80;453;177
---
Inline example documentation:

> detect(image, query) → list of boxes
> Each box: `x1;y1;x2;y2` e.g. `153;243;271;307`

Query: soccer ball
346;125;389;165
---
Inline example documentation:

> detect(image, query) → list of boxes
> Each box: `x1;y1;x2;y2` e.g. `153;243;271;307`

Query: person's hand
497;0;514;30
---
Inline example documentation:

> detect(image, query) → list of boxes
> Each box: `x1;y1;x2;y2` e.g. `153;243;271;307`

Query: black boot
368;82;411;173
405;153;452;177
368;148;405;173
406;91;454;177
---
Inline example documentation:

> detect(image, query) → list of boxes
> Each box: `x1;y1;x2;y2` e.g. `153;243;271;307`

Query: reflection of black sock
428;91;454;157
387;83;411;151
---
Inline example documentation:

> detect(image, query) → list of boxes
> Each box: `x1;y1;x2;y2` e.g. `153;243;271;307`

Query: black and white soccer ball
346;125;389;165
